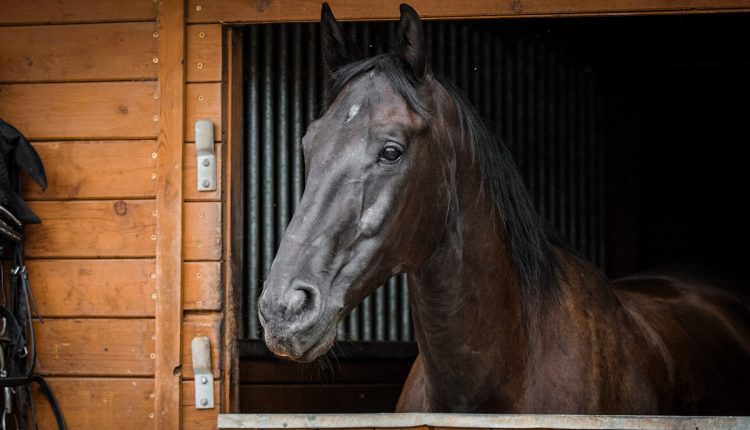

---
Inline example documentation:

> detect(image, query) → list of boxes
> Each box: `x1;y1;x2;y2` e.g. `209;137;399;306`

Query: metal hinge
195;119;217;192
191;336;214;409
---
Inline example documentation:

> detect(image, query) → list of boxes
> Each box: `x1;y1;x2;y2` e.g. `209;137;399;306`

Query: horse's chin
264;322;338;363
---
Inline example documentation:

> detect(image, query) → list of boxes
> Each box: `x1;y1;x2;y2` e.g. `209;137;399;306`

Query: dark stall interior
597;14;750;280
239;13;750;413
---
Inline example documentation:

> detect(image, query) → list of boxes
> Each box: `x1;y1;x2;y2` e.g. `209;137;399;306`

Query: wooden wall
0;0;231;428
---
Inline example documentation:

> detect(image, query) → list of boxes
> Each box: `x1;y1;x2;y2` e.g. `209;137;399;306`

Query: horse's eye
379;146;403;164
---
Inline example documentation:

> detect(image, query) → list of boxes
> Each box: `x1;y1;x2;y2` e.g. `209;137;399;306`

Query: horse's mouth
263;321;337;363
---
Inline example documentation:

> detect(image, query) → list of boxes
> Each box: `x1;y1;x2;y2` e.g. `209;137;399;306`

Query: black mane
328;53;560;305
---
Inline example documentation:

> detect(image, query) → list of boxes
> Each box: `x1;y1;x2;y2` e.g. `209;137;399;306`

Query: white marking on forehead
345;104;361;124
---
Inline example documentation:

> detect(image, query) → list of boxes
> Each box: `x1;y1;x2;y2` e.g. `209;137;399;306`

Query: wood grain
183;313;222;379
34;319;156;376
25;200;157;258
239;383;402;413
24;140;157;200
0;82;159;140
240;358;412;384
183;380;222;429
184;201;223;261
27;259;156;317
0;0;158;24
184;142;223;201
223;27;245;413
155;0;185;427
187;0;750;23
33;377;155;429
184;261;222;311
0;22;158;82
186;24;223;83
185;82;222;142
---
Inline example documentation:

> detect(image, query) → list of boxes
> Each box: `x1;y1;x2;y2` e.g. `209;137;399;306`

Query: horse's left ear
397;4;427;80
321;2;359;71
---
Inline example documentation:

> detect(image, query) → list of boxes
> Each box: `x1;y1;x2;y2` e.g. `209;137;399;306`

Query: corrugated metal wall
242;21;605;342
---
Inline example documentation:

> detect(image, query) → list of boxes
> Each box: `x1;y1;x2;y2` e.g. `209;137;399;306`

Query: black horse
258;4;750;414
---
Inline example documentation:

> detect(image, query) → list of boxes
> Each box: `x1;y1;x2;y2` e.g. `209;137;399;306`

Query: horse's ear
397;4;427;80
321;2;359;71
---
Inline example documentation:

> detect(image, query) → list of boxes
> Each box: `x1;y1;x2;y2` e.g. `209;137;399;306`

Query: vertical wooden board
183;313;222;379
34;319;156;376
185;82;222;142
184;201;223;261
223;27;245;412
27;259;156;317
185;142;223;201
155;0;185;427
0;82;159;139
184;261;223;311
0;22;159;82
187;24;223;82
0;0;158;24
24;141;157;200
25;200;157;258
183;380;222;429
33;378;155;429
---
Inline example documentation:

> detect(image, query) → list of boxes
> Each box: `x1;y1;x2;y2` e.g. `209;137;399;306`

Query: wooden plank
183;380;222;429
25;200;157;258
0;82;159;140
183;313;222;379
0;22;158;82
184;261;223;311
223;27;245;413
27;259;156;317
33;378;154;429
24;140;157;200
34;319;156;376
184;201;223;261
240;358;412;384
238;384;403;413
185;142;223;201
188;0;750;23
0;0;158;24
219;413;750;430
187;24;223;82
155;0;185;428
185;82;222;142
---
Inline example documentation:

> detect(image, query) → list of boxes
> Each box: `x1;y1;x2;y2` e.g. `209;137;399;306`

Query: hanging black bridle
0;119;66;430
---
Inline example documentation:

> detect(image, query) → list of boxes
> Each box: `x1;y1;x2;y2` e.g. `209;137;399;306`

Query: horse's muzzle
258;280;329;361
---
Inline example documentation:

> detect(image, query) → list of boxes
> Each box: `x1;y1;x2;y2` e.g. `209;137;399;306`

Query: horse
257;3;750;414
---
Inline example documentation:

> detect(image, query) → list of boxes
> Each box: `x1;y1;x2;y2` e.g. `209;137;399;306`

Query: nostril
287;288;311;316
284;282;319;320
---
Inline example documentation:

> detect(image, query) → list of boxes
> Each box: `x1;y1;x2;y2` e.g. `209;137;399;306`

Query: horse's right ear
321;3;359;71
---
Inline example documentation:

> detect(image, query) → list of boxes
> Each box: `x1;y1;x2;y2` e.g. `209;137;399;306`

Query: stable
1;0;749;429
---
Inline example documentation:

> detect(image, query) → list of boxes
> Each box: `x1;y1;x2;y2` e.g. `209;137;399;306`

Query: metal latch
191;336;214;409
195;119;217;192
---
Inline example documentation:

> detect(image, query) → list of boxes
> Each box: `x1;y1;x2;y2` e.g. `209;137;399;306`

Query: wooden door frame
188;0;750;24
222;25;245;414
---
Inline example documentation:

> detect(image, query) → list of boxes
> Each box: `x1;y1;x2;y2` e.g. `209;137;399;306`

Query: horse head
258;4;453;362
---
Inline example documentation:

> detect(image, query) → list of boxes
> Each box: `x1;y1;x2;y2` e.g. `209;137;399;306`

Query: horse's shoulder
395;354;427;412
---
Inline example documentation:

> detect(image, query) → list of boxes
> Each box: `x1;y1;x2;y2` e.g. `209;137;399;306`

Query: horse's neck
408;157;631;412
408;164;529;411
